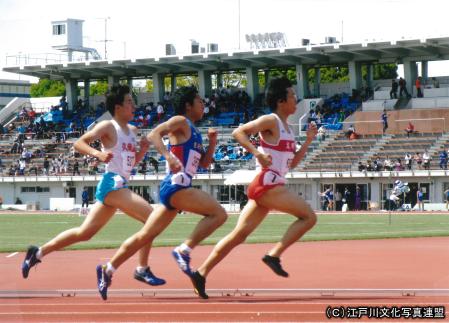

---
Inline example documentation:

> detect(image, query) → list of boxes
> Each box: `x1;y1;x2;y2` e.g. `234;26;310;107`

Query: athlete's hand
96;151;113;163
306;122;318;141
139;136;150;152
255;152;272;168
167;153;182;173
207;128;218;145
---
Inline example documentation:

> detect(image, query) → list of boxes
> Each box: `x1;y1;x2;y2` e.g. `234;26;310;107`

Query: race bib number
185;150;202;176
262;170;287;186
171;172;191;187
122;152;135;173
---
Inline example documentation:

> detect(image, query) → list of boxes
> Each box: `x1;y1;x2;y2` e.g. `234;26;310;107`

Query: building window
21;186;50;193
52;24;66;35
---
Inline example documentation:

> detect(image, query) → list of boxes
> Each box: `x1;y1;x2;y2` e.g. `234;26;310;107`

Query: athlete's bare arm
131;126;150;165
290;122;317;169
148;116;189;173
73;121;115;163
199;128;217;168
232;115;277;168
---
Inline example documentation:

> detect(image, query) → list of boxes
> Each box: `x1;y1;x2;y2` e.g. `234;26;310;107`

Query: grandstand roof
4;37;449;80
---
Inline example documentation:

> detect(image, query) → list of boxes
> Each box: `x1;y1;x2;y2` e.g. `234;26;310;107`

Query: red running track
1;237;449;322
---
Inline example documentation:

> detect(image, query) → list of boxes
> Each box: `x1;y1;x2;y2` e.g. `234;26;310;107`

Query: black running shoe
190;271;208;299
22;245;41;278
262;255;289;277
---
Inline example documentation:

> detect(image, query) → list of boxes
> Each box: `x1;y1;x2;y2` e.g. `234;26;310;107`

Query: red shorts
247;169;286;200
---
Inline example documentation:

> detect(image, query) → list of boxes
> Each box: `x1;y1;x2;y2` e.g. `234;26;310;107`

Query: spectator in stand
399;77;409;98
415;77;423;98
317;125;326;142
394;158;403;171
358;161;366;172
28;162;38;176
18;158;26;176
27;107;36;121
384;156;393;171
404;152;412;170
439;149;448;170
156;102;164;122
405;121;415;137
390;79;398;99
422;150;431;170
432;77;440;88
414;152;423;169
43;157;50;176
374;157;383;171
381;109;388;134
73;159;80;176
366;160;374;171
346;124;356;139
149;157;159;173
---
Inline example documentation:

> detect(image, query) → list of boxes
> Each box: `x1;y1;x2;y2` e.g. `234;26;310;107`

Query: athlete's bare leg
256;186;317;257
197;199;269;277
41;202;116;256
170;188;227;249
104;189;154;267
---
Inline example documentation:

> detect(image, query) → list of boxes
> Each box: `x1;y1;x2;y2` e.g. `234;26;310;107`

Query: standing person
95;86;227;300
81;187;89;208
381;109;388;134
416;187;424;211
343;187;351;211
390;79;398;99
188;77;318;299
156;102;164;122
335;190;343;211
415;77;423;98
0;195;3;210
354;186;362;211
72;159;80;175
439;149;448;170
398;77;409;98
21;85;165;288
444;188;449;211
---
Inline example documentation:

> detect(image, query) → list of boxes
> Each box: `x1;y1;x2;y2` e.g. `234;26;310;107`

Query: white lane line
6;252;18;258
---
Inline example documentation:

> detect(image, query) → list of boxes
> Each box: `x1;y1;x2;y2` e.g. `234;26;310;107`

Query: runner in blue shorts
96;86;228;300
22;85;165;291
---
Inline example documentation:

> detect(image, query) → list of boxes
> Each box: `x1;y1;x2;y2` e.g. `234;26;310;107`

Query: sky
1;0;449;83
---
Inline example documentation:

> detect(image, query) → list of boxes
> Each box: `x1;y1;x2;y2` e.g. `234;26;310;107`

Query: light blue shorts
159;173;192;210
95;172;128;204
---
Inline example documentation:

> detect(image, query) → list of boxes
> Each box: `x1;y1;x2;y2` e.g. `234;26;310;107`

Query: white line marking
1;302;448;306
6;252;18;258
0;311;321;315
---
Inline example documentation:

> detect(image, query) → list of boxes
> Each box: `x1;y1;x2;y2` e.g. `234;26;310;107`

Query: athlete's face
188;94;205;121
284;87;298;115
116;94;136;121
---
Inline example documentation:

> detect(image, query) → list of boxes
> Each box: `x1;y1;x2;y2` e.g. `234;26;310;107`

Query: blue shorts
95;172;128;204
159;173;192;210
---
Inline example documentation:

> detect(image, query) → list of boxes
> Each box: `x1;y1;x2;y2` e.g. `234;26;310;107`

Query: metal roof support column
314;67;321;97
152;73;165;104
421;61;428;82
170;73;176;94
217;72;223;88
348;61;362;92
403;59;417;96
295;64;310;99
245;67;259;104
366;64;373;89
107;75;119;89
64;78;78;111
264;69;269;92
127;78;133;89
198;70;212;98
83;79;90;109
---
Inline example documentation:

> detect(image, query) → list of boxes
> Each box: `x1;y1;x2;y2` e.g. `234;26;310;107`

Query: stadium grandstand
3;35;449;212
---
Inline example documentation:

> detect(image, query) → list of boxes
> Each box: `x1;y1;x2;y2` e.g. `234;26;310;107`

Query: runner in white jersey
21;85;165;294
190;77;318;299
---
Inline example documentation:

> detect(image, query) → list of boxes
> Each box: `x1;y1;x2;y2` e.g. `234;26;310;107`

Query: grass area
1;213;449;253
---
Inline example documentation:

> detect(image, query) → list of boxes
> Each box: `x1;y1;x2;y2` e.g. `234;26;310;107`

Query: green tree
89;81;108;96
372;63;398;80
30;79;66;97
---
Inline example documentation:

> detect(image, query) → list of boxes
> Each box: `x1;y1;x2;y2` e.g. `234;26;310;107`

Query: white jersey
103;120;137;180
256;113;296;177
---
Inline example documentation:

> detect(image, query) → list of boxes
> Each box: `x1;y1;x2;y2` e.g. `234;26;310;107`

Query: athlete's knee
298;209;317;227
211;205;228;225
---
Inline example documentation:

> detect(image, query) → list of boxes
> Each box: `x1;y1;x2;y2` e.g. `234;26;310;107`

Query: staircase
393;97;411;110
351;134;393;170
299;131;340;169
426;132;449;158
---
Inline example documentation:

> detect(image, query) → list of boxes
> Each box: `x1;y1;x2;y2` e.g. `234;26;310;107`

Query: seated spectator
366;160;374;171
422;150;431;170
405;122;416;137
414;152;423;169
28;162;38;176
373;157;383;171
345;124;356;139
439;149;448;170
358;161;366;172
384;156;393;171
317;125;326;142
394;158;404;171
404;153;412;170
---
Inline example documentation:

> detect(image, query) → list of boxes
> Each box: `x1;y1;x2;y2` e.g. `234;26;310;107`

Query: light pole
104;17;110;60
